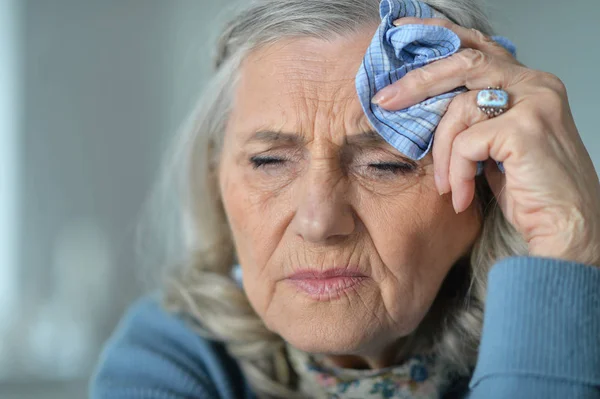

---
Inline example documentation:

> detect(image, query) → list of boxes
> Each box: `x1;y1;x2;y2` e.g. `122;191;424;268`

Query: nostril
293;203;356;244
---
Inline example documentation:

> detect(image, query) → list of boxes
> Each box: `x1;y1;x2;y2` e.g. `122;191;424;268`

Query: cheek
372;181;478;259
220;165;269;257
366;181;480;299
358;183;436;264
220;169;250;240
219;160;293;308
362;184;480;335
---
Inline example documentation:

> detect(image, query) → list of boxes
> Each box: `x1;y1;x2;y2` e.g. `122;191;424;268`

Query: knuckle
411;66;435;86
538;71;566;92
439;19;455;30
504;131;526;158
513;67;535;85
540;88;564;113
471;28;494;45
451;131;469;154
502;119;534;157
470;28;513;59
516;107;546;137
456;48;488;70
535;71;562;87
528;74;567;117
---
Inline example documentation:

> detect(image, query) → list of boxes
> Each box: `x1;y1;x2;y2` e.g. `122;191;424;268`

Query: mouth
286;268;368;301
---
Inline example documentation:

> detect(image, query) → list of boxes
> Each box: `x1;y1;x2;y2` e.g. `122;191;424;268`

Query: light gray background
1;0;598;398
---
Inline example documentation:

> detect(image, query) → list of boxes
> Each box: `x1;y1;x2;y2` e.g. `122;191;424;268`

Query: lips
286;268;368;300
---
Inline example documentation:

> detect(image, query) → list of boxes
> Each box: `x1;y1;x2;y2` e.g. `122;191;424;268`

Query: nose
291;161;356;243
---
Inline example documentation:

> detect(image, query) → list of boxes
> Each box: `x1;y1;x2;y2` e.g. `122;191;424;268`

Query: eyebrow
246;129;388;146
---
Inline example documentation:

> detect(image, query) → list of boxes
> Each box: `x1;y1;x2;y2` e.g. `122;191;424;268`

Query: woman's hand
372;18;600;267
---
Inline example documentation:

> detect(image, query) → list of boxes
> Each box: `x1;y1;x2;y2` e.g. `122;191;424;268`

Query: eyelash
369;162;415;173
250;156;285;169
249;156;415;175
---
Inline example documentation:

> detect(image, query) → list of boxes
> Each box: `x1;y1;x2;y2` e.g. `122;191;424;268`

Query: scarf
287;344;447;399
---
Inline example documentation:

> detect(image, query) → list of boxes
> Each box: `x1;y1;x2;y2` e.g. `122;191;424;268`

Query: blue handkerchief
356;0;516;161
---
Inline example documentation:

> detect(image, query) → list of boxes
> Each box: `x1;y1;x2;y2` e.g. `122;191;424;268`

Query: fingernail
371;88;393;105
452;194;463;214
393;19;402;26
435;173;449;195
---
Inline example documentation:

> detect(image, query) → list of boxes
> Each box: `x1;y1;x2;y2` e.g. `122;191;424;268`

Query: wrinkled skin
376;18;600;266
218;29;481;369
219;15;600;369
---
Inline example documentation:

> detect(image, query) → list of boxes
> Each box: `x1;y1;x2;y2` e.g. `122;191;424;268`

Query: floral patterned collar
287;344;444;399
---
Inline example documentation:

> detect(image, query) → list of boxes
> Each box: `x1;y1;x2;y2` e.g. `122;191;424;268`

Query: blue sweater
90;257;600;398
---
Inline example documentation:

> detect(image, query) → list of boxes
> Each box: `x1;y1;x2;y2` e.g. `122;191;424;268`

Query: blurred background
0;0;598;398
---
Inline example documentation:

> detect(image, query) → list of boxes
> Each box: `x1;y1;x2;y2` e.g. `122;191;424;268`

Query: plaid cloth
356;0;516;161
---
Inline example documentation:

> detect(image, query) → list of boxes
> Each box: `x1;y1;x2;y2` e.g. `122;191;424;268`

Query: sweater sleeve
89;294;251;399
467;256;600;398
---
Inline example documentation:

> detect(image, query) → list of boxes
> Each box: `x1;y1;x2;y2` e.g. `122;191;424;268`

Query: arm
467;256;600;398
89;295;250;399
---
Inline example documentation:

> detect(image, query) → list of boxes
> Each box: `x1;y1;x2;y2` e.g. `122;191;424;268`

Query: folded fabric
356;0;517;161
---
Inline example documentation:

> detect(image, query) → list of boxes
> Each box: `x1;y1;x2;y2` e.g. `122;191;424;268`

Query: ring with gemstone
477;87;510;117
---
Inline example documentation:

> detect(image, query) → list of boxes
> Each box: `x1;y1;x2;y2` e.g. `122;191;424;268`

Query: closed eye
250;157;415;176
250;156;285;169
369;162;415;174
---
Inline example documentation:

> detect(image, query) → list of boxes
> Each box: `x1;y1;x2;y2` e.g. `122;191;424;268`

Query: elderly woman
91;0;600;398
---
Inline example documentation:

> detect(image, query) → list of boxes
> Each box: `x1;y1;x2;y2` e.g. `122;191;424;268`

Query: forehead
245;32;373;93
228;29;377;139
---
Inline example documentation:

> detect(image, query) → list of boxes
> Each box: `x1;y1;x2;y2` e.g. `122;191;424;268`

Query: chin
259;283;425;356
270;308;388;356
284;328;370;355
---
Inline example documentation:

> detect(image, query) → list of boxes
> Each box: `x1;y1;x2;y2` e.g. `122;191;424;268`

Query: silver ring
477;86;510;118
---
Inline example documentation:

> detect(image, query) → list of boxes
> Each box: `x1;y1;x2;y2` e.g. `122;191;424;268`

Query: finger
432;90;489;195
392;17;515;60
449;136;480;213
373;49;525;110
448;113;515;213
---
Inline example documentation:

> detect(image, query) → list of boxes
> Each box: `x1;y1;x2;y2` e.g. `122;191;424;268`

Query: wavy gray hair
152;0;527;397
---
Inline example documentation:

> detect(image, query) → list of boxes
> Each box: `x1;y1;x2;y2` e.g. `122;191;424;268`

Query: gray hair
152;0;527;397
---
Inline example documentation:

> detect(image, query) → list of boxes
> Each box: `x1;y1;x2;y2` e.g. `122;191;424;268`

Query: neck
323;337;410;370
324;353;393;369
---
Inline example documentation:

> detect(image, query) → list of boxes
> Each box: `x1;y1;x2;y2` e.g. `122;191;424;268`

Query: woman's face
219;29;481;361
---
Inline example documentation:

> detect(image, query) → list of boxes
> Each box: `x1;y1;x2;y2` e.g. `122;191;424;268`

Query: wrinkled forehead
228;29;378;141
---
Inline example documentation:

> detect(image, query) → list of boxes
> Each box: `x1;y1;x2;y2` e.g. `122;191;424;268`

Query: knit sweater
90;257;600;398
